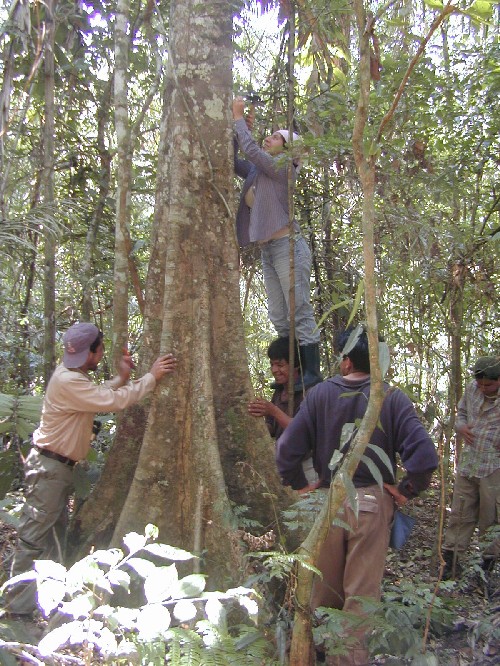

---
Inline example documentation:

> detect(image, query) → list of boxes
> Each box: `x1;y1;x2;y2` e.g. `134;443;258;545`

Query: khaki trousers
443;469;500;557
311;485;394;666
5;449;74;614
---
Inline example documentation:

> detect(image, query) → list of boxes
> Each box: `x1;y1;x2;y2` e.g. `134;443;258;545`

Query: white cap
276;129;299;144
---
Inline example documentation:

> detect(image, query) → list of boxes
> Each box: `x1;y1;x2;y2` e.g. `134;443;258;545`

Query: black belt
34;446;77;467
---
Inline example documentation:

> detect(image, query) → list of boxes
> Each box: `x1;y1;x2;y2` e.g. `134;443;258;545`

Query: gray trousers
443;468;500;559
5;448;74;614
261;235;320;345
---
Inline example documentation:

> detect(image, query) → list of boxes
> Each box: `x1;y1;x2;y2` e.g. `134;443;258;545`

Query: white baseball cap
276;129;299;144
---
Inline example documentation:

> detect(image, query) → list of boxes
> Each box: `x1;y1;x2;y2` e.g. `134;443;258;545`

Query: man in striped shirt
442;356;500;578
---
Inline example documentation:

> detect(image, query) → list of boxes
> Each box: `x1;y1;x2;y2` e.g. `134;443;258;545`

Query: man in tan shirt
4;322;177;615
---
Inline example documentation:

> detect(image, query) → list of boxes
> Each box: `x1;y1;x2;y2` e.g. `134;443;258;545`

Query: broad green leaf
236;594;259;618
124;557;157;578
34;559;66;581
360;455;384;489
143;542;195;561
66;558;108;592
173;599;198;622
16;417;36;441
122;531;147;555
17;394;43;419
339;322;364;357
136;604;171;641
91;548;124;567
171;573;206;599
59;592;96;619
328;449;343;471
92;626;118;657
347;283;364;327
0;647;17;665
144;564;178;603
0;570;37;593
339;471;358;516
366;443;394;477
204;596;226;629
37;577;67;616
0;395;15;418
93;604;114;619
331;516;351;531
115;639;138;659
467;1;495;19
379;341;391;378
144;523;159;540
38;620;80;656
106;606;138;630
423;0;443;8
107;568;130;591
340;422;357;450
331;65;347;86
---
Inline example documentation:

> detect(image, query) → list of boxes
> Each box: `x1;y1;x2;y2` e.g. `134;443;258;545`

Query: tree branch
376;2;457;144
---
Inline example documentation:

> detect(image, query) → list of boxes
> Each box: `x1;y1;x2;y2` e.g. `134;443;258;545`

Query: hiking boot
481;556;496;574
295;343;322;390
442;549;461;580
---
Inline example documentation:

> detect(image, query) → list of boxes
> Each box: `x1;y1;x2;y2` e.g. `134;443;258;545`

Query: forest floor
374;484;499;665
0;483;498;665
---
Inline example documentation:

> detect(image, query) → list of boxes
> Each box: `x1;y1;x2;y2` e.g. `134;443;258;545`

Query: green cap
473;356;500;380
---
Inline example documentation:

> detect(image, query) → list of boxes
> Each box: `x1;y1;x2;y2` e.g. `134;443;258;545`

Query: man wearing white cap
4;322;177;615
233;96;322;389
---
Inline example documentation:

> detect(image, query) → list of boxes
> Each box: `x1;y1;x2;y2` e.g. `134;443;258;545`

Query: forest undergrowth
376;482;499;665
0;480;498;665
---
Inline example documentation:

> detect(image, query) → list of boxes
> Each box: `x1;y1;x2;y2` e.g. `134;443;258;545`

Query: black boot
481;556;496;575
295;343;322;390
442;549;460;580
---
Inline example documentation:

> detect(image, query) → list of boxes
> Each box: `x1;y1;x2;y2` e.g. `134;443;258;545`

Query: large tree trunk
71;0;293;583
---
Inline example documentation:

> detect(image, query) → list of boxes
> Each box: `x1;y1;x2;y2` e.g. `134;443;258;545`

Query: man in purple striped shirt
233;96;321;388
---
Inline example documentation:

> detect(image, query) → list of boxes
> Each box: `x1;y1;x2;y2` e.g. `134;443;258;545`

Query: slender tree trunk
82;83;112;321
290;3;385;661
290;3;457;661
18;171;43;389
42;0;56;386
448;258;465;458
113;0;132;365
